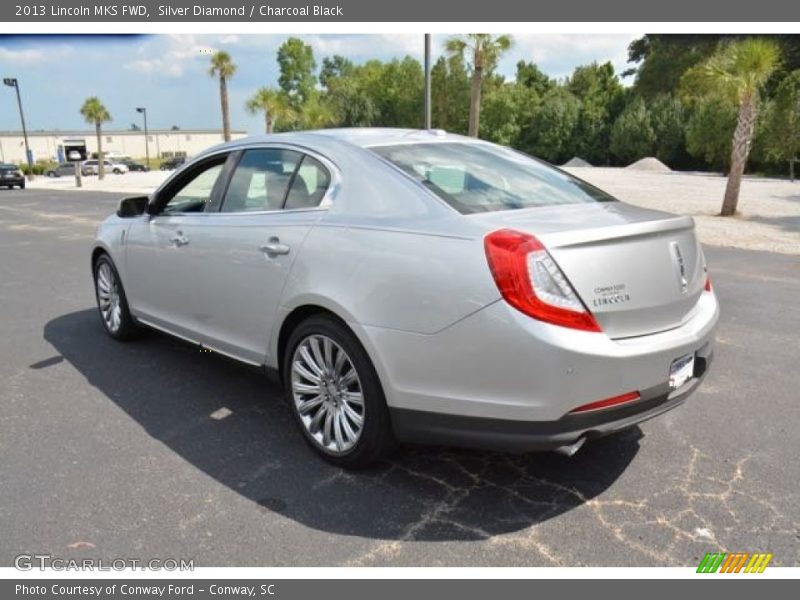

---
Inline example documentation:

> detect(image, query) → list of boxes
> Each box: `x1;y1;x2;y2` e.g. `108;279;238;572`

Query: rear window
370;142;615;214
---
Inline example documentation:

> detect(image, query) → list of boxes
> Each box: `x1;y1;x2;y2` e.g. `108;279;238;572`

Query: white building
0;128;247;164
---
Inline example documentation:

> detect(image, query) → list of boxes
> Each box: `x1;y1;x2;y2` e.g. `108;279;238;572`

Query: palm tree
687;39;781;216
299;94;334;130
209;51;237;141
80;97;111;180
445;34;513;138
245;88;296;133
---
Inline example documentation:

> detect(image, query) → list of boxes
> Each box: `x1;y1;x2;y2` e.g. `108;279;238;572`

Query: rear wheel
283;315;396;468
93;254;140;341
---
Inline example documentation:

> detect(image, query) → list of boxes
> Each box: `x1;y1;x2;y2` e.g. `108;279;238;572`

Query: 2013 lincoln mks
92;128;718;468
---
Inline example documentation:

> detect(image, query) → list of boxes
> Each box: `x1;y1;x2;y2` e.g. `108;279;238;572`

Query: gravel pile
626;157;672;172
562;157;593;168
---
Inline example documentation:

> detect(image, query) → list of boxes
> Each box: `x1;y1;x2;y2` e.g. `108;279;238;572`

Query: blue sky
0;34;639;134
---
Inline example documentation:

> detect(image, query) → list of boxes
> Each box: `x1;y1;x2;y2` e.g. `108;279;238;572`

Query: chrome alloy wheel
96;262;122;333
290;334;365;455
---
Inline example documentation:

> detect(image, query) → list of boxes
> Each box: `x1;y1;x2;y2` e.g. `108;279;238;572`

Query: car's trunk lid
469;202;707;339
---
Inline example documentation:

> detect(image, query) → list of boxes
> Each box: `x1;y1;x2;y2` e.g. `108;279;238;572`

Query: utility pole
424;34;432;130
136;107;150;169
4;77;34;180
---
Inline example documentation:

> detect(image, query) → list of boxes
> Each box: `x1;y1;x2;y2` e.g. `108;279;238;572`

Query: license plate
669;352;695;389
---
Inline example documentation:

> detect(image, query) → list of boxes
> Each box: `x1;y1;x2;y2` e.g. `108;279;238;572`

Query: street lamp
424;34;432;130
136;107;150;169
3;77;34;180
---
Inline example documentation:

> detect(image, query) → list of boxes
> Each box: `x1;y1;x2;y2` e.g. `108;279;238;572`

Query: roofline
211;128;479;152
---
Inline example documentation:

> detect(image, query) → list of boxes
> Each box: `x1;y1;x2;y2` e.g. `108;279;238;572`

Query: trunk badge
670;241;689;294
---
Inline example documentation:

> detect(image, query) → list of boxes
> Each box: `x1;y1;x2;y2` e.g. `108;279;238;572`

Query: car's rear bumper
1;177;24;185
362;289;719;425
390;347;712;452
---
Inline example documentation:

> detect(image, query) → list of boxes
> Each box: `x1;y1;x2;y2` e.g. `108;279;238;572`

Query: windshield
370;142;616;214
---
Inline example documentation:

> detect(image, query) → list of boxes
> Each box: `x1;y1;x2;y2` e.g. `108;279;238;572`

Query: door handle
259;237;290;256
170;232;190;247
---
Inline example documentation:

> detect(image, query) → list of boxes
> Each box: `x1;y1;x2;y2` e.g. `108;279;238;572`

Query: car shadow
43;309;641;542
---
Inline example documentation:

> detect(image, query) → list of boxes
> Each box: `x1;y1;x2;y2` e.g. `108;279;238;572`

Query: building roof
0;128;246;137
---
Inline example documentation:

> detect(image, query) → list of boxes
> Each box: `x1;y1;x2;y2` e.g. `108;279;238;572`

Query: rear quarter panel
279;223;501;335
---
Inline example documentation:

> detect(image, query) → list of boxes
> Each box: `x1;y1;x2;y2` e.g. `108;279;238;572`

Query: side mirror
117;195;149;218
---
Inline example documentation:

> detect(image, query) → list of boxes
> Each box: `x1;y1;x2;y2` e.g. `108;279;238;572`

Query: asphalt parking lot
1;189;798;567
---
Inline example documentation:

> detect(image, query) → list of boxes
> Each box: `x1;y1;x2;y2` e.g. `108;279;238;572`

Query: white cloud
303;34;424;59
0;47;49;64
125;35;213;77
121;33;640;84
510;33;640;78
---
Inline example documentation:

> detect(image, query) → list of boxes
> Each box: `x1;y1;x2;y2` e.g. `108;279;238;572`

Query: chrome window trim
153;206;330;218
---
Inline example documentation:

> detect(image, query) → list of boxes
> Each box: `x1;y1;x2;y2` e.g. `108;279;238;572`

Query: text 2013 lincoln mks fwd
91;128;718;467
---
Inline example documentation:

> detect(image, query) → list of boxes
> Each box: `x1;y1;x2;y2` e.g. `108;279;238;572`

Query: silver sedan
91;129;719;467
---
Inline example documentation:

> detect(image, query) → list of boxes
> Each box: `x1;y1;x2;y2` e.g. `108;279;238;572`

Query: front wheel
93;254;140;341
283;315;396;468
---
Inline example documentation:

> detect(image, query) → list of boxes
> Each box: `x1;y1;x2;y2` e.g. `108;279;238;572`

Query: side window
221;148;301;213
284;155;331;210
161;160;226;214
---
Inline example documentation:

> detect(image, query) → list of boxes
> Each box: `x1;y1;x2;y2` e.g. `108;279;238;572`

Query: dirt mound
562;157;592;168
626;157;672;172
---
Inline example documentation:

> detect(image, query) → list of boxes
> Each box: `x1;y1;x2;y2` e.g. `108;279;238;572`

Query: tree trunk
721;94;757;217
266;112;273;134
790;158;796;182
468;65;483;138
220;76;231;142
96;122;105;180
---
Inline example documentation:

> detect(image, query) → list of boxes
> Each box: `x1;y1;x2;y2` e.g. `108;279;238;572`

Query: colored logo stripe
745;553;773;573
697;553;725;573
697;552;773;573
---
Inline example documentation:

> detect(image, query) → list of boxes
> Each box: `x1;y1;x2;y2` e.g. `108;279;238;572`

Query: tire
47;171;55;178
93;254;140;341
283;315;396;468
19;182;24;189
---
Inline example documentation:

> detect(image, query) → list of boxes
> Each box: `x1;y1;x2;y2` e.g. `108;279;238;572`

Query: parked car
159;156;187;170
91;129;719;468
119;158;149;172
46;162;91;177
83;159;129;175
0;163;25;189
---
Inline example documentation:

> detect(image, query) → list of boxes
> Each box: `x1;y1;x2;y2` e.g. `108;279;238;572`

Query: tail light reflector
484;229;601;332
569;391;641;414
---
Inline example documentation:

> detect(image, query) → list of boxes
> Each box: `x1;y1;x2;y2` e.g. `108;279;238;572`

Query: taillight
704;275;712;292
484;229;601;332
569;391;641;414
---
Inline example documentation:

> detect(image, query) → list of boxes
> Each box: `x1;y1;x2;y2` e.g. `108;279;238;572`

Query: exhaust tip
553;436;586;457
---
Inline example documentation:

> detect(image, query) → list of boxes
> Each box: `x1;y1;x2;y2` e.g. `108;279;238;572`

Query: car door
124;152;233;342
176;147;331;365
